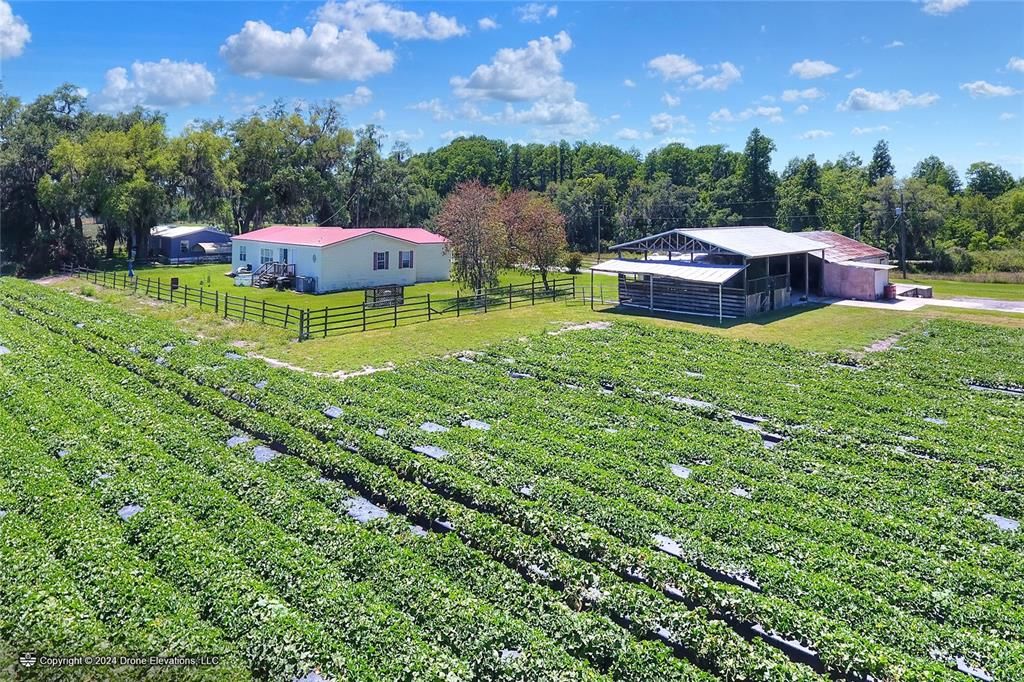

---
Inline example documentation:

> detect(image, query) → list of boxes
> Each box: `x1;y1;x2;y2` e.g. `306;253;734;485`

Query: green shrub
564;252;584;274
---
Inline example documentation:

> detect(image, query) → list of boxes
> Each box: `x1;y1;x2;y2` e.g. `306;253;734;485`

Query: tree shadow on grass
583;301;831;329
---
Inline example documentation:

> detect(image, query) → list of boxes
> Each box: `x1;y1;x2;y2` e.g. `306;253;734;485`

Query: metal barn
593;227;828;322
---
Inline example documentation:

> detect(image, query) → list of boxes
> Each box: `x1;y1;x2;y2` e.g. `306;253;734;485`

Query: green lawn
55;276;1024;375
894;277;1024;301
115;263;611;309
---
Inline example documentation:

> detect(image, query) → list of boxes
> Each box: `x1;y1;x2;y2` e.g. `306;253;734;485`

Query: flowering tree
435;180;506;291
498;190;567;288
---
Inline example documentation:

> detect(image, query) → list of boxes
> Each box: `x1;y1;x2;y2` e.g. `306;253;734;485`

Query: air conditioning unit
295;276;317;293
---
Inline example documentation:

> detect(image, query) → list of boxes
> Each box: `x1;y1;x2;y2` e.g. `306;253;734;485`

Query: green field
894;277;1024;301
1;276;1023;681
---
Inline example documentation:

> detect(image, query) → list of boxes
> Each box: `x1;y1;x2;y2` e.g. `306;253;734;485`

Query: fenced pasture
1;276;1022;682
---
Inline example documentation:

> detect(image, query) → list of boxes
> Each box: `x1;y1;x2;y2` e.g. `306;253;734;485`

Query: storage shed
594;226;828;321
231;225;450;294
802;231;894;300
150;225;232;264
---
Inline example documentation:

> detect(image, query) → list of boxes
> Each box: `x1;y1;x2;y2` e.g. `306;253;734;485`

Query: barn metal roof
592;258;746;284
800;231;888;263
151;225;226;239
612;226;828;258
836;260;896;270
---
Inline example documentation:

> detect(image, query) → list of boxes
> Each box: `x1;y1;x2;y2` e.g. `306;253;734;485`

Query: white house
231;225;451;293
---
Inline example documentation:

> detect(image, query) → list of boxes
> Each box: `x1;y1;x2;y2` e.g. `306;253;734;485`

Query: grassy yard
113;262;612;309
52;275;1024;375
894;276;1024;301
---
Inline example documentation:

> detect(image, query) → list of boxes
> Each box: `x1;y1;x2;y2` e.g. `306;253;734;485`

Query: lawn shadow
585;301;830;329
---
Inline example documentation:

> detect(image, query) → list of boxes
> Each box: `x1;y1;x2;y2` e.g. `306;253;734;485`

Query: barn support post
718;284;723;325
804;252;809;301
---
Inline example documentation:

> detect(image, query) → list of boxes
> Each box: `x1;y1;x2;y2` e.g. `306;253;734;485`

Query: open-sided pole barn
593;226;828;322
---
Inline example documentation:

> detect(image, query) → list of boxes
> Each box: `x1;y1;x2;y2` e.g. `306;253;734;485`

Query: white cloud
94;59;216;112
999;112;1017;121
450;31;595;134
623;78;636;88
649;112;692;134
709;106;783;124
845;68;862;80
799;129;833;140
478;17;499;31
884;40;905;49
440;129;472;141
391;128;424;142
408;98;452;121
647;53;703;81
837;88;939;111
371;108;386;121
662;92;680;107
517;3;557;22
921;0;969;16
335;85;373;109
0;0;30;58
781;87;824;102
851;125;891;135
1008;57;1024;73
960;80;1018;97
687;61;741;91
317;1;466;40
789;59;839;79
615;127;643;140
794;104;809;114
221;20;394;80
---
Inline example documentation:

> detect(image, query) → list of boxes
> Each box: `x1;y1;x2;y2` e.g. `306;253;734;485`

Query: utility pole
898;190;907;280
596;205;603;262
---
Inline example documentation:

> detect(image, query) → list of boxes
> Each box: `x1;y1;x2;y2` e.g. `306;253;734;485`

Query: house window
239;245;247;262
399;250;414;269
373;251;389;270
260;248;273;264
279;248;289;264
179;240;189;255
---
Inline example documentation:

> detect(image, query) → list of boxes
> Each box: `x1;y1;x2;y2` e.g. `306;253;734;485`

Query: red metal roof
232;225;448;247
801;231;888;263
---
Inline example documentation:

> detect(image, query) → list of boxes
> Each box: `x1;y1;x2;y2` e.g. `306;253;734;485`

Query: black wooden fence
61;265;576;340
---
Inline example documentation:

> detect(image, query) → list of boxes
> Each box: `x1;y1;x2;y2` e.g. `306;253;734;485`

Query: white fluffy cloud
960;80;1018;97
794;104;809;114
649;112;691;134
781;87;824;102
1009;57;1024;73
517;3;557;22
837;88;939;111
440;129;472;141
789;59;839;79
884;40;905;49
450;31;595;134
623;79;636;88
799;129;833;140
709;106;783;124
662;92;680;107
688;62;741;91
852;125;891;135
408;98;452;120
335;85;373;109
317;0;466;40
95;59;216;112
647;53;702;81
478;17;499;31
999;112;1017;121
615;128;643;140
921;0;969;16
0;0;30;58
221;21;394;80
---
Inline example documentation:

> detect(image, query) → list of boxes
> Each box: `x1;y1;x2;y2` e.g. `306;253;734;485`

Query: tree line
3;84;1023;276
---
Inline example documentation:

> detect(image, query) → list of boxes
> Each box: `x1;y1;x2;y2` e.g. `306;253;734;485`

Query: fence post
427;293;431;321
509;283;513;310
134;276;139;293
323;308;328;338
285;304;291;330
185;285;190;307
242;296;248;321
297;309;305;342
362;303;367;331
456;293;460;318
483;288;488;314
531;278;536;305
224;292;229;319
262;299;267;324
393;298;398;327
215;290;219;314
157;278;161;301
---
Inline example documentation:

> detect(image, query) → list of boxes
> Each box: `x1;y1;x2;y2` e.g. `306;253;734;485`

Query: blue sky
3;0;1023;175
